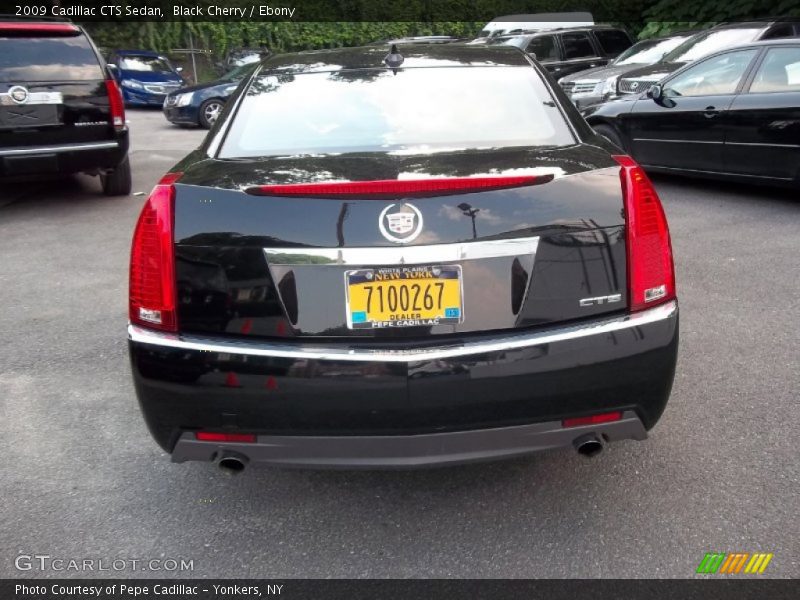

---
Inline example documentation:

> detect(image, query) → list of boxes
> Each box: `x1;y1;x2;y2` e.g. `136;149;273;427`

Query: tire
100;155;132;196
593;124;625;152
199;98;224;129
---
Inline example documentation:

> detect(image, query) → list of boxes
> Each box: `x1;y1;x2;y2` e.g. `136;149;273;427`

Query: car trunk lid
170;145;629;339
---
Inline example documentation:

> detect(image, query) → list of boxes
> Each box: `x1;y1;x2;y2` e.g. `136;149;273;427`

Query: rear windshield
0;34;103;82
219;67;574;158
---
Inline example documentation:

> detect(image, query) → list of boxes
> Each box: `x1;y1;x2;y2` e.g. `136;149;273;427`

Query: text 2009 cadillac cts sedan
128;44;678;472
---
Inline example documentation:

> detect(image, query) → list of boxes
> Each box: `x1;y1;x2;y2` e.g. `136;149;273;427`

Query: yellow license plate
345;265;463;329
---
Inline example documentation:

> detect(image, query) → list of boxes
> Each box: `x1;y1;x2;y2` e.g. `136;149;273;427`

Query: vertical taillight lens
105;78;125;131
613;155;676;312
129;173;182;331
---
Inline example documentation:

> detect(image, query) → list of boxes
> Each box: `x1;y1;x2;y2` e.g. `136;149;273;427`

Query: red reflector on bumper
246;175;553;198
195;432;256;443
562;411;623;428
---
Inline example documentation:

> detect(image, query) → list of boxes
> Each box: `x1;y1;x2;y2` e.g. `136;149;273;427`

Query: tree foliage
640;0;800;38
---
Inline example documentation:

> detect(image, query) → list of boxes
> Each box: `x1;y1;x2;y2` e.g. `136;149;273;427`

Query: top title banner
3;0;658;22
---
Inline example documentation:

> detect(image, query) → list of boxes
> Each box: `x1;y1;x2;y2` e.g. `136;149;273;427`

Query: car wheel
100;155;132;196
199;99;224;129
593;124;625;152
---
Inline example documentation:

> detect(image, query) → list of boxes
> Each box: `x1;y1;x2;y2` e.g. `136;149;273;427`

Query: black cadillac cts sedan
128;44;679;471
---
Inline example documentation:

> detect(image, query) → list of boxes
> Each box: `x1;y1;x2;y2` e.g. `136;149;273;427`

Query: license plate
345;265;463;329
0;104;60;129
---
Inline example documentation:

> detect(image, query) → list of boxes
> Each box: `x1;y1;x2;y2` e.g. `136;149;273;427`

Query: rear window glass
561;33;596;59
525;36;559;61
0;34;103;82
594;30;632;55
219;67;574;158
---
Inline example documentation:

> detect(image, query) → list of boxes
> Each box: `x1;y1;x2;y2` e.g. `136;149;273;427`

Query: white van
478;12;594;38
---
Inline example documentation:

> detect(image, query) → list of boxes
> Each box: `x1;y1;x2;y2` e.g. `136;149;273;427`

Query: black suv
0;18;131;195
502;25;633;78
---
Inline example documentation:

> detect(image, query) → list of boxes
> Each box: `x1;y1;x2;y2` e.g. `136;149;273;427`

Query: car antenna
384;44;404;69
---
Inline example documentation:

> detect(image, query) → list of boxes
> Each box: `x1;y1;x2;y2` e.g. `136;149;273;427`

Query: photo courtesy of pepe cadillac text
13;583;275;598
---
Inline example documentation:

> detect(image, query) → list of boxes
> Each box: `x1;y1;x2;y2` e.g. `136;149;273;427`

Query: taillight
245;175;554;198
105;79;125;131
129;172;182;332
613;155;676;312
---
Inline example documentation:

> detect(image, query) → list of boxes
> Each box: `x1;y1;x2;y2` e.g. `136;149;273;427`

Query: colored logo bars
696;552;773;574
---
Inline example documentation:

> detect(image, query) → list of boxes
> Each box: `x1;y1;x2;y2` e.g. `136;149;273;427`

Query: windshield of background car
119;56;174;73
0;33;103;81
613;36;690;65
219;66;575;158
220;63;257;82
661;28;761;63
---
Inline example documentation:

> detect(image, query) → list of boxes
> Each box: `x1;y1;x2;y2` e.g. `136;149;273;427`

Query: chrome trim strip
633;138;723;145
0;141;118;156
724;141;800;148
264;236;540;266
0;91;63;106
128;299;677;363
641;164;792;181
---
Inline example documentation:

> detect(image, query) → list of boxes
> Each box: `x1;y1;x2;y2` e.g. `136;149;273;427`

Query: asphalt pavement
0;108;797;578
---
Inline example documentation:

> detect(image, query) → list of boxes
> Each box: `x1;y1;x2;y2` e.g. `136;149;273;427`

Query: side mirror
647;84;663;101
176;66;184;73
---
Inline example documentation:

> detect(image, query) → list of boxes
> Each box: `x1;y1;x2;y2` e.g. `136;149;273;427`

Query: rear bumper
129;300;678;466
172;411;647;468
0;137;129;177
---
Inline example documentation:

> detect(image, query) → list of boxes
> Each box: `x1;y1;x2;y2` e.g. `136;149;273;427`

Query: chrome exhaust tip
574;433;605;458
216;452;248;475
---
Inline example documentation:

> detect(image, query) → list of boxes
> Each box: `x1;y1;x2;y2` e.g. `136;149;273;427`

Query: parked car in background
503;25;633;78
0;18;130;195
129;44;678;471
559;31;697;108
616;20;800;96
370;36;461;45
163;63;257;128
107;50;184;106
584;39;800;187
477;12;594;39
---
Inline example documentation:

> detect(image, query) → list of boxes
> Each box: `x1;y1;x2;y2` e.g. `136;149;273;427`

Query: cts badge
379;203;423;243
579;293;622;307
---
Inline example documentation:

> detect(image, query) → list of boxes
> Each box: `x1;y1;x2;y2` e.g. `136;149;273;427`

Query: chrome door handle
703;106;719;118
